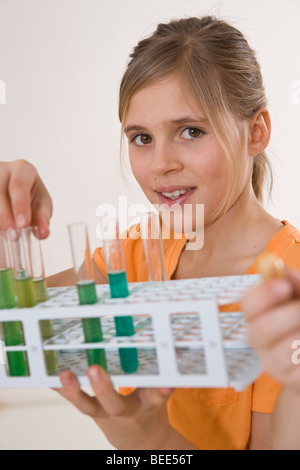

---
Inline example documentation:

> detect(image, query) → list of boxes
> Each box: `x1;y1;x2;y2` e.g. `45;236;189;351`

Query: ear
248;107;271;157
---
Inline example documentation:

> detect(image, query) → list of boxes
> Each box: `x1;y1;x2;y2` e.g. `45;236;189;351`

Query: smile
156;187;196;206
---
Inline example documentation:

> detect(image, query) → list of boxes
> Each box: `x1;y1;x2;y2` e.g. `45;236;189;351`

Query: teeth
162;188;192;199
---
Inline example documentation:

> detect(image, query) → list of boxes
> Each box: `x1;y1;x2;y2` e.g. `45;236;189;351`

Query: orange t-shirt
93;220;300;450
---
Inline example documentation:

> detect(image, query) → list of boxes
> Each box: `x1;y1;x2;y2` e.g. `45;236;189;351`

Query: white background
0;0;299;451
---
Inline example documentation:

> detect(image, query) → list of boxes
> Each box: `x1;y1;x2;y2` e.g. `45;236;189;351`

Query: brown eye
182;128;203;139
134;134;152;145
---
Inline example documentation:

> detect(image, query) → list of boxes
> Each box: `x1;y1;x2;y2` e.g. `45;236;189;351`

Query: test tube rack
0;274;263;391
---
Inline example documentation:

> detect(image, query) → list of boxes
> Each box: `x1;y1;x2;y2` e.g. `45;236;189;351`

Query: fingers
87;366;128;416
138;387;174;407
247;300;300;350
88;364;172;414
57;370;102;417
8;161;38;228
0;160;53;237
0;164;15;230
254;332;300;383
241;278;293;320
57;366;172;421
31;180;53;239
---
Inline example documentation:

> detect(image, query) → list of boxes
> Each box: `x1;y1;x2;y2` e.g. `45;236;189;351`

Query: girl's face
124;76;247;233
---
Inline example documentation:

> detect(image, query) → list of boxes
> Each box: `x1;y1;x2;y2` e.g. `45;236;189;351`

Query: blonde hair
119;16;273;221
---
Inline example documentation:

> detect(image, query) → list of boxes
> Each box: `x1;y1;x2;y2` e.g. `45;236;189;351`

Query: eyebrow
123;116;209;135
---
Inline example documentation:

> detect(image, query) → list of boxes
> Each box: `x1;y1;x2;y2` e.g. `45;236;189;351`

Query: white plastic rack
0;274;263;391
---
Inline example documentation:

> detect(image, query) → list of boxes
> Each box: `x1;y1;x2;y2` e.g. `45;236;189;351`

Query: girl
1;16;300;450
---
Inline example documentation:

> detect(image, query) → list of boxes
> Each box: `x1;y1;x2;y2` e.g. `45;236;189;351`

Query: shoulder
272;220;300;270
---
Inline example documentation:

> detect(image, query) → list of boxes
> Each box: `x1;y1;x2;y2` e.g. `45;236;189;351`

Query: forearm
272;387;300;450
46;268;76;287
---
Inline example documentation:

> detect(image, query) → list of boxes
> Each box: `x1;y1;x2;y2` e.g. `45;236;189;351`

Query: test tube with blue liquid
1;229;28;376
102;218;139;373
68;222;107;370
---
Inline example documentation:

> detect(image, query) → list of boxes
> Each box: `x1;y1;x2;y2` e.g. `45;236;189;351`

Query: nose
151;139;183;176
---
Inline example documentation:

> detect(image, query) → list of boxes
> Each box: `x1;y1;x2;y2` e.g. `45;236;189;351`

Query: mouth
155;186;196;207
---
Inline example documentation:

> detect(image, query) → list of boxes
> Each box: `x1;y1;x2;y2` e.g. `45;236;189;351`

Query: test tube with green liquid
102;218;138;373
68;222;107;370
0;230;28;376
28;227;57;374
8;228;36;308
8;227;57;375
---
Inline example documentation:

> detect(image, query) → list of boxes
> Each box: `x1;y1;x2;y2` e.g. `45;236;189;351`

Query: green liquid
82;318;107;369
40;320;57;376
77;281;107;369
15;277;36;308
108;271;130;299
34;278;48;303
77;280;98;305
0;268;29;376
2;322;29;376
108;271;139;373
0;268;16;309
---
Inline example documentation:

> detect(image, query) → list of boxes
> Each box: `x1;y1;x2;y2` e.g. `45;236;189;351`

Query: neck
185;185;280;265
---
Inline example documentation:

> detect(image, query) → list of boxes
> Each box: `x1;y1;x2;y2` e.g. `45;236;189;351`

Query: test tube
29;227;48;303
7;227;36;308
29;228;57;374
140;211;167;282
0;230;28;376
68;222;107;369
102;218;138;373
7;227;57;375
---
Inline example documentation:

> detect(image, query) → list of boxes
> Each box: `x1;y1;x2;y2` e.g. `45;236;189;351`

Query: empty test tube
68;222;107;369
102;218;138;373
0;230;28;376
140;211;167;282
